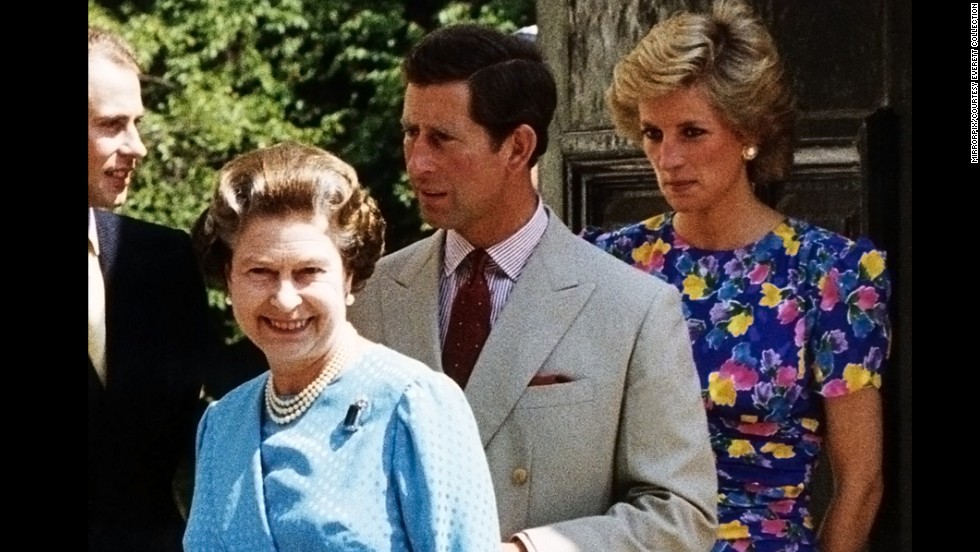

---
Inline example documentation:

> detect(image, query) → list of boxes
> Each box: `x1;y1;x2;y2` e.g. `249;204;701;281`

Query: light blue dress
184;343;500;551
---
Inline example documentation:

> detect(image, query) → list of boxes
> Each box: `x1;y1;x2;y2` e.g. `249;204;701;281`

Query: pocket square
528;373;572;386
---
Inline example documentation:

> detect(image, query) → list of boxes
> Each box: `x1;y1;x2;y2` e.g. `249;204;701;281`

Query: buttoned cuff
511;526;584;552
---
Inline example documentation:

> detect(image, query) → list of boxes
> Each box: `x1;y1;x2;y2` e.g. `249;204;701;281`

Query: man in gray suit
349;24;717;552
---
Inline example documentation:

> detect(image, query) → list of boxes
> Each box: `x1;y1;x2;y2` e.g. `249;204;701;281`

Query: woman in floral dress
583;2;891;551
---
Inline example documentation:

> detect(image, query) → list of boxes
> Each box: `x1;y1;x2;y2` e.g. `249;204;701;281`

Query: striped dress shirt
438;199;549;345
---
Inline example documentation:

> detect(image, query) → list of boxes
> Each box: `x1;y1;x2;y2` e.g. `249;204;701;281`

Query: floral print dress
583;213;890;552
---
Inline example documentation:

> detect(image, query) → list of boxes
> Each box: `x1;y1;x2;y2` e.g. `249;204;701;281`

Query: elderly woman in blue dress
583;1;891;551
185;142;499;551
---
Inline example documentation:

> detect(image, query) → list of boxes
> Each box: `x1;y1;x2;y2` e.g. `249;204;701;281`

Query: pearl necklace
264;340;351;425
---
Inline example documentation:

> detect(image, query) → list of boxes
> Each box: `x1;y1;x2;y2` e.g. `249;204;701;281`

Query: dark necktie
442;249;491;389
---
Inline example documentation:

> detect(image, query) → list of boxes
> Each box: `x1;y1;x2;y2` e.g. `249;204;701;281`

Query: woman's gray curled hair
192;141;386;293
607;0;796;184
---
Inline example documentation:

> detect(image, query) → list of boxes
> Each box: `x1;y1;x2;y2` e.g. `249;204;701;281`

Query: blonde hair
607;0;795;183
88;26;140;73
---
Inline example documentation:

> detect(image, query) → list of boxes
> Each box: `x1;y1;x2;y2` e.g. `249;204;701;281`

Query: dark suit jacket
88;209;216;552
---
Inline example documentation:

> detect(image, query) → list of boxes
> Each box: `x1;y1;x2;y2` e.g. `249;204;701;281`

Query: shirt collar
443;198;548;281
88;208;100;256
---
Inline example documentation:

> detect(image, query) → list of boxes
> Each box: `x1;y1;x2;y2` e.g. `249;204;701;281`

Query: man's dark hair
403;24;558;166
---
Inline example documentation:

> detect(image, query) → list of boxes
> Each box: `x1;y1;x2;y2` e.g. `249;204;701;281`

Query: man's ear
504;124;537;171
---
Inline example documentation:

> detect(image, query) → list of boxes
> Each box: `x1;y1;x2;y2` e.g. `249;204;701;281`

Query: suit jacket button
511;468;529;486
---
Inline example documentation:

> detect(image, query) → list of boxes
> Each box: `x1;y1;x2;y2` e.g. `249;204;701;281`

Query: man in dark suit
349;24;717;552
88;27;216;551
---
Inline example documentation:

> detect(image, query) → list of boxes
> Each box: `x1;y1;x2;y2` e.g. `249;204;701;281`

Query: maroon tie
443;249;491;389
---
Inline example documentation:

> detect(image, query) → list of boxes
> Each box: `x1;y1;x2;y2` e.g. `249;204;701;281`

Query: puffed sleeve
391;373;500;552
183;403;217;551
580;226;636;266
805;236;892;398
579;225;606;243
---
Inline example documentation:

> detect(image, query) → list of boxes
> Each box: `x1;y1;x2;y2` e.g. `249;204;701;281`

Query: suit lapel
93;209;120;289
88;356;105;400
93;210;119;386
383;233;444;372
464;217;595;446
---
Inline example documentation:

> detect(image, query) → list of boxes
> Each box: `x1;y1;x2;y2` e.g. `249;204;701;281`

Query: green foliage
89;0;533;341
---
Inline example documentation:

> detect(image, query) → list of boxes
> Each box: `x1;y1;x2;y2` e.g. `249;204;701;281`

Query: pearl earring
742;145;758;161
345;293;355;307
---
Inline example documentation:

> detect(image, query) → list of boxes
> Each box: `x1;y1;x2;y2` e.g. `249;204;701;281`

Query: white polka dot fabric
184;344;500;551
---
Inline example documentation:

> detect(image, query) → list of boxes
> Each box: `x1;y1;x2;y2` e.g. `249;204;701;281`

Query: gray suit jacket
349;210;717;551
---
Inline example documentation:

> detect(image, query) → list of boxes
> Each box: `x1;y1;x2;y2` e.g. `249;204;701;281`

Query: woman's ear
344;273;355;306
738;130;761;151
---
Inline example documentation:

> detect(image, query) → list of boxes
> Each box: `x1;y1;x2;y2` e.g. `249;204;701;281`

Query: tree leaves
90;0;532;340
